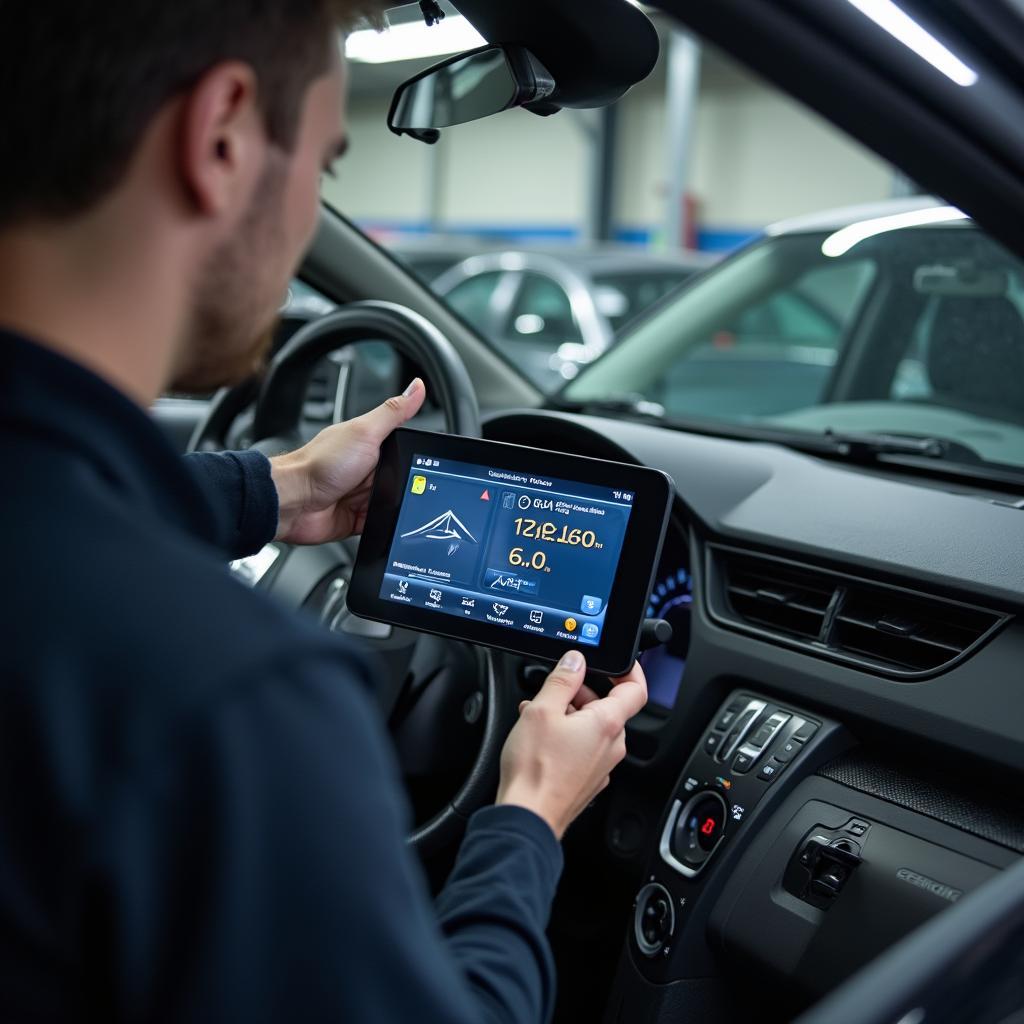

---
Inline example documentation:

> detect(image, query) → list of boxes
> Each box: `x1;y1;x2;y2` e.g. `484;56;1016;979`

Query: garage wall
334;47;896;250
439;107;589;228
614;65;895;247
322;97;432;223
332;97;589;235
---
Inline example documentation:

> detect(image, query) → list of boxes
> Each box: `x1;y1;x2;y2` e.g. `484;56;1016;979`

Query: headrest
927;296;1024;414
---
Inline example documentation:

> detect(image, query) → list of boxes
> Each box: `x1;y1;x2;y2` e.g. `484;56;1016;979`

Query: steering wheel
192;301;518;856
795;853;1024;1024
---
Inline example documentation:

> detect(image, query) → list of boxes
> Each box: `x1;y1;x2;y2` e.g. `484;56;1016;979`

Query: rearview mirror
913;262;1009;297
388;44;556;144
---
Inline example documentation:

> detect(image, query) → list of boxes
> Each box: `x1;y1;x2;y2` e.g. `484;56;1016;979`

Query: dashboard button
694;798;725;851
758;759;785;782
721;707;758;756
731;751;755;774
774;738;801;763
704;733;722;756
749;722;775;747
634;883;675;957
714;708;738;731
792;720;819;743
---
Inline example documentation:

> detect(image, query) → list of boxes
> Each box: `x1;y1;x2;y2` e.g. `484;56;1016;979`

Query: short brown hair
0;1;385;228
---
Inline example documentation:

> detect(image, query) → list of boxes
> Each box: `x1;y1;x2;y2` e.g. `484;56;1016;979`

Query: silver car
432;246;714;389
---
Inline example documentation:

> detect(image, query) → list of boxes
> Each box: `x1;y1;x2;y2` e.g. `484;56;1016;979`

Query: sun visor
449;0;659;109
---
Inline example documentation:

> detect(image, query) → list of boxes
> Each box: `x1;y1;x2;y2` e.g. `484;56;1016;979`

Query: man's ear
177;61;264;217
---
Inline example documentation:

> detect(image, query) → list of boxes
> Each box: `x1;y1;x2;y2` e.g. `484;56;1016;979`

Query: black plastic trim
705;542;1009;680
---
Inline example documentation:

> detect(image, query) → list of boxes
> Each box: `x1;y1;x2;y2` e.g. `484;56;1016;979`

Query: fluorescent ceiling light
822;205;968;257
844;0;978;86
346;14;485;64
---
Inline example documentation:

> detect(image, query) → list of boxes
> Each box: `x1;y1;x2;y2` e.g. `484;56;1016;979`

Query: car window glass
444;271;504;332
506;273;584;345
649;258;876;419
726;261;875;348
322;24;1024;472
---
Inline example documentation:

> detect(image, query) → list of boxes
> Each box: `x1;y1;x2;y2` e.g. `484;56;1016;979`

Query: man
0;2;648;1022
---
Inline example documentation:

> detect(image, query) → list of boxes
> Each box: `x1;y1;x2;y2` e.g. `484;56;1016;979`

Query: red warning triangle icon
480;489;490;501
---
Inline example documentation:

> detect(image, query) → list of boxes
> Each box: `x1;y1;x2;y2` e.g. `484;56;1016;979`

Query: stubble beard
170;156;290;394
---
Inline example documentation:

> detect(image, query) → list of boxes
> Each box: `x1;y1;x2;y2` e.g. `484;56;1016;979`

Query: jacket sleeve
88;651;563;1024
182;450;279;560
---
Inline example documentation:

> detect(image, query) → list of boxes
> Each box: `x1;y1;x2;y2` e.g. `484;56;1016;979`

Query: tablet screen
380;452;635;647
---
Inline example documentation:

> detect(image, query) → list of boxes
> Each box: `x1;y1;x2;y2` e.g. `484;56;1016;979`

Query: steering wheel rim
196;301;504;856
253;300;480;443
187;309;319;454
795;853;1024;1024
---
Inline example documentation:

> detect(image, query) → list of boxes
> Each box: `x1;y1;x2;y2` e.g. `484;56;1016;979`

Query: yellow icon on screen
564;617;577;632
411;475;427;495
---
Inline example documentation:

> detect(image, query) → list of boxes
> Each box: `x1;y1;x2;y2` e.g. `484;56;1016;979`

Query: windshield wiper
553;394;667;421
549;400;1024;487
819;429;984;465
783;429;1024;487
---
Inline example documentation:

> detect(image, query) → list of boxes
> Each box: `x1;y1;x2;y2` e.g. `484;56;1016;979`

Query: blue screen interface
379;453;635;646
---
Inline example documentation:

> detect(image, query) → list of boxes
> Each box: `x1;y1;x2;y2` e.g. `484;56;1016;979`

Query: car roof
765;195;971;236
522;245;715;274
433;245;712;287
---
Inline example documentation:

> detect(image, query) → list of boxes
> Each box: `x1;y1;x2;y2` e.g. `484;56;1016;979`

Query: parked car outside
564;195;1024;470
373;234;496;285
431;245;715;389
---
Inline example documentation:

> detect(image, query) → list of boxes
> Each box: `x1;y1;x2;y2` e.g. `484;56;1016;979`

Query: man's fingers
571;683;601;710
356;377;426;444
600;680;648;723
610;660;647;691
531;650;587;712
589;661;649;725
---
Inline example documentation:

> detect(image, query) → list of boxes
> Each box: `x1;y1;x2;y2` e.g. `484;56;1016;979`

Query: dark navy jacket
0;330;562;1023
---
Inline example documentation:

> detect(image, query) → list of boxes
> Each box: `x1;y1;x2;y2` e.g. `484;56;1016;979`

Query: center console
606;691;1019;1024
627;691;842;982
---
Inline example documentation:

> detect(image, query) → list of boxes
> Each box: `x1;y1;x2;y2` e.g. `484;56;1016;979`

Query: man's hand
270;378;426;545
496;651;648;840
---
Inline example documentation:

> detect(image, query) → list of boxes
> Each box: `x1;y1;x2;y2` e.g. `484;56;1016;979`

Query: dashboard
641;552;693;711
177;367;1024;1024
483;408;1024;1024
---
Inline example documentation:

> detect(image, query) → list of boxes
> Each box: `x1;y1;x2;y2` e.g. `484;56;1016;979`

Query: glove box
708;777;1015;996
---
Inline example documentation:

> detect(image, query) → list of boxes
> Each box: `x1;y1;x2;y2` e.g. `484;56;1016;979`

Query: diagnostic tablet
348;429;674;675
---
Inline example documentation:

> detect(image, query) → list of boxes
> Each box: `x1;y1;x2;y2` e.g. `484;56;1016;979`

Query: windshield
564;218;1024;472
321;12;1024;473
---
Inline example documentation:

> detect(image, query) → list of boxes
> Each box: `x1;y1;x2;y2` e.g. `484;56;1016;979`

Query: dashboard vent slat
722;555;833;643
707;544;1007;680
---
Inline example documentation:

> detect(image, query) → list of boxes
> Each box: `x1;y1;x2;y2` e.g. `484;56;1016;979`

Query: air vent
721;554;833;643
833;591;999;673
707;545;1007;679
